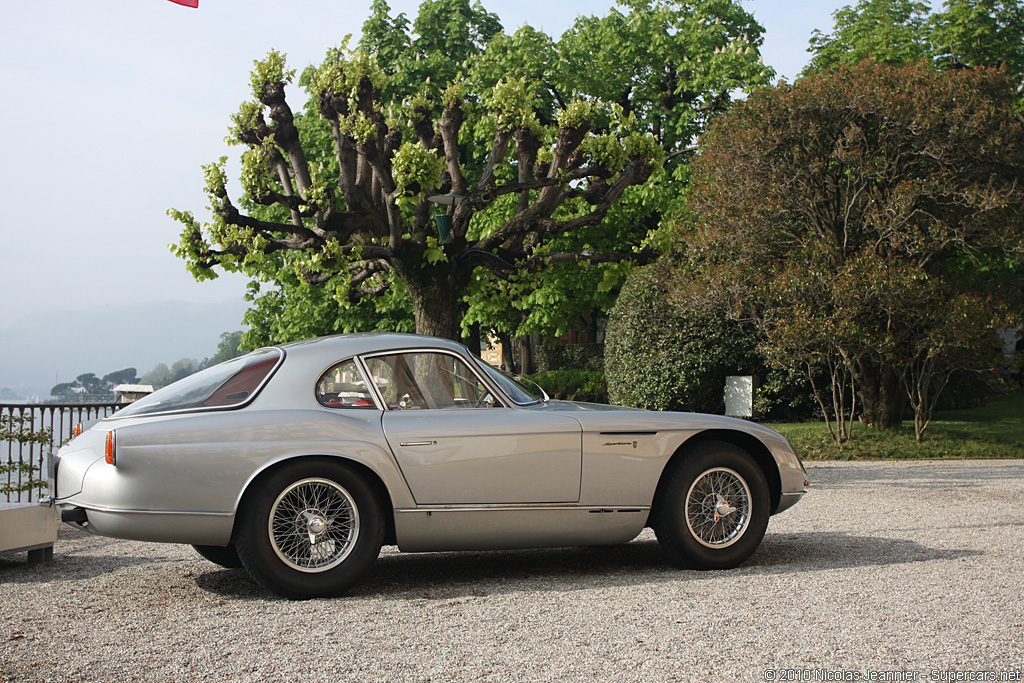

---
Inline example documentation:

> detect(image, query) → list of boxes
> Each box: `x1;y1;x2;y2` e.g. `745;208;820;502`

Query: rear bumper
54;502;234;546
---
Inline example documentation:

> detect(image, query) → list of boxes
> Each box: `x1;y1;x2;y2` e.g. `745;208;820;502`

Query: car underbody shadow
192;529;979;601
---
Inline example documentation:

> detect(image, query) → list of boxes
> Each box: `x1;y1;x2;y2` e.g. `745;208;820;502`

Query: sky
0;0;849;394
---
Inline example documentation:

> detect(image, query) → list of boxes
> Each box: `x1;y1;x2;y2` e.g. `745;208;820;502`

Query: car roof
276;332;471;360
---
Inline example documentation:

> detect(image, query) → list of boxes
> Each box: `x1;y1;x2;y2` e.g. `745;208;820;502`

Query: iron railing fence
1;403;121;503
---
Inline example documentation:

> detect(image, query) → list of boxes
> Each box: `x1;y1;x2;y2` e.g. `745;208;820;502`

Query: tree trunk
403;271;464;342
519;334;535;375
498;331;517;373
853;358;905;429
464;322;481;357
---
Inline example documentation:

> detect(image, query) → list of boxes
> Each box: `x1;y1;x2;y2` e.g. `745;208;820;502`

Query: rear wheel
235;459;384;599
652;441;770;569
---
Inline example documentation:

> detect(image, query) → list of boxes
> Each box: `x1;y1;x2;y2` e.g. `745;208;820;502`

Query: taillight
104;431;116;465
72;423;83;439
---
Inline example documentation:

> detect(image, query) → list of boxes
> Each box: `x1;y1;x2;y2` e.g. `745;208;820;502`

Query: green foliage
930;0;1024;100
558;0;773;152
486;77;543;134
523;369;608;403
767;391;1024;460
170;0;770;346
807;0;1024;105
391;142;446;199
249;50;296;99
535;343;605;372
680;61;1024;436
0;414;52;497
605;260;759;413
208;331;246;366
360;0;411;73
241;273;415;349
806;0;931;73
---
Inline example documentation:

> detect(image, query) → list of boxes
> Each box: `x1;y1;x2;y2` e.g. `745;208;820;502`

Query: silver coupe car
53;333;808;599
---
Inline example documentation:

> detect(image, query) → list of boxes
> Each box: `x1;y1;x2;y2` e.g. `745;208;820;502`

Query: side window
316;359;377;409
363;352;500;410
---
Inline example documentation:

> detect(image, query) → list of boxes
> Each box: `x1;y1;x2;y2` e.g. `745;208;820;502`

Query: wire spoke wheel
685;467;752;548
269;477;360;572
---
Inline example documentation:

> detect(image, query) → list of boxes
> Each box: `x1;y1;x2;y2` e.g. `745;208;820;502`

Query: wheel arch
231;454;397;547
657;429;782;514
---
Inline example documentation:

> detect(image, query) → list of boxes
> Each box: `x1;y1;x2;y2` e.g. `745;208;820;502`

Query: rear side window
316;359;378;409
116;348;283;417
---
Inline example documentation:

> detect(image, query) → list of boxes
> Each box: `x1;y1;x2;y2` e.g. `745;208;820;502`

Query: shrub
534;343;605;372
0;413;52;498
605;260;761;413
524;369;608;403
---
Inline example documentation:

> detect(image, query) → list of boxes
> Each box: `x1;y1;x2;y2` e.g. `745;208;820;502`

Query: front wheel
235;459;384;599
652;441;770;570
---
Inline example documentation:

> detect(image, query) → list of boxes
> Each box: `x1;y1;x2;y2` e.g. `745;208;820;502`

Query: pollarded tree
678;61;1024;432
171;49;661;341
171;0;771;344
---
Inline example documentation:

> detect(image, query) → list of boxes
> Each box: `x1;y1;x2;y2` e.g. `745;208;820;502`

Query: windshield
472;356;545;405
115;348;283;417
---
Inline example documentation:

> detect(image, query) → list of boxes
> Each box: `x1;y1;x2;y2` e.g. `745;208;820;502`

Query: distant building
113;384;155;404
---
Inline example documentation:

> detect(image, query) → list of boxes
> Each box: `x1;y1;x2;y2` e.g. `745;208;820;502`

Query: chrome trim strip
353;355;387;412
61;502;232;518
395;504;650;513
599;431;658;436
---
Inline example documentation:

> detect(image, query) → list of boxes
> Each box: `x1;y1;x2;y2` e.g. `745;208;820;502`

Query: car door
365;350;582;505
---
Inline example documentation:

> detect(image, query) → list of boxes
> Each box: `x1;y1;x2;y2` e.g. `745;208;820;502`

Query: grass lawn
764;391;1024;460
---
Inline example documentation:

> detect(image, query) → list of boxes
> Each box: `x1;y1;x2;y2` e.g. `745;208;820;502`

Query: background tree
929;0;1024;100
806;0;931;73
808;0;1024;97
140;359;201;387
173;0;771;347
102;368;139;387
206;331;246;366
676;61;1024;433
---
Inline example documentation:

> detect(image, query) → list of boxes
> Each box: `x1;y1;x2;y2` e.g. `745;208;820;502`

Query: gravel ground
2;460;1023;683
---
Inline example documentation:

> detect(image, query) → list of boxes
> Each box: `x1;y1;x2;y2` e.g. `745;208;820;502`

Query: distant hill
0;300;248;401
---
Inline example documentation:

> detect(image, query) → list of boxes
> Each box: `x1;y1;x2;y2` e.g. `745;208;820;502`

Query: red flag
167;0;199;7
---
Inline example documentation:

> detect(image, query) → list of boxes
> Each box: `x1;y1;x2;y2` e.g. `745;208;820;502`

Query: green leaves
679;60;1024;435
391;142;445;198
486;77;542;134
558;0;772;152
250;50;296;100
169;0;775;345
807;0;1024;106
806;0;931;73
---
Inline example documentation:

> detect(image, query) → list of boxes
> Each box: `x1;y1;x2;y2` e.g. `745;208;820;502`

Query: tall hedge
605;260;759;413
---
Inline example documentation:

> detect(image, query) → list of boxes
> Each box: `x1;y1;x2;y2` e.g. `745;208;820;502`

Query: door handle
399;440;437;447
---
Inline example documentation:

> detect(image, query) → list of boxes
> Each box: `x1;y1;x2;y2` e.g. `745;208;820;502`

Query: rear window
316;358;378;409
115;348;283;417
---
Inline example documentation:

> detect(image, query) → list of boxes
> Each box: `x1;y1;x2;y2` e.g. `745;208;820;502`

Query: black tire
192;543;243;569
234;458;384;599
651;441;770;570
